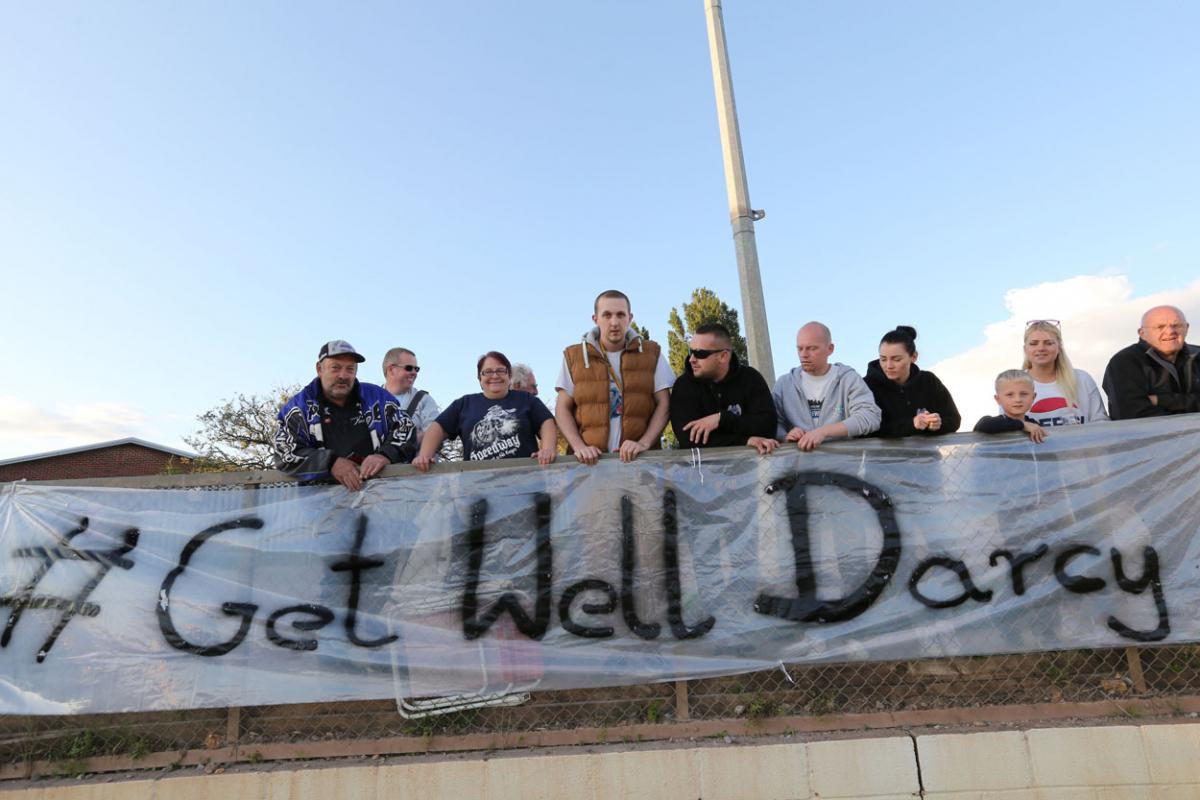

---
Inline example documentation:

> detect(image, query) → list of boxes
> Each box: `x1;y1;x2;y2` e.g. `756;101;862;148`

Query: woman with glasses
412;351;558;470
1021;319;1108;426
864;325;961;437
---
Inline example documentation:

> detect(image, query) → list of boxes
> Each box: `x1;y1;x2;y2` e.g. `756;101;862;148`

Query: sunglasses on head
1025;319;1061;329
689;348;729;360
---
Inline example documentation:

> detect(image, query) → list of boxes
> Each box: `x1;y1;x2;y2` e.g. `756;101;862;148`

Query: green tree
184;385;300;470
666;287;749;375
663;288;749;448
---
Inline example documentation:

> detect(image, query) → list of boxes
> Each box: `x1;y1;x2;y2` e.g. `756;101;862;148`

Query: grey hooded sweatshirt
771;363;882;439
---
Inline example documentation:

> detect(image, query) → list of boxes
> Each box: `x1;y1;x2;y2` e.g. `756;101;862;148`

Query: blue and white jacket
273;379;416;481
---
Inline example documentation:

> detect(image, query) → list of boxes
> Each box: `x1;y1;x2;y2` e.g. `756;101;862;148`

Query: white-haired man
1104;305;1199;419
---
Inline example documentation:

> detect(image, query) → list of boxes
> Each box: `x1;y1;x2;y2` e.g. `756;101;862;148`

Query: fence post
674;680;690;721
226;706;242;753
1125;647;1148;694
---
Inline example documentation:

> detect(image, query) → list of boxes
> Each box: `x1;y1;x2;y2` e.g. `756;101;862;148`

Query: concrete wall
5;722;1200;799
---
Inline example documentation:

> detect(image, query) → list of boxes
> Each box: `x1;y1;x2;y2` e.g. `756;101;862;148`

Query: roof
0;438;198;468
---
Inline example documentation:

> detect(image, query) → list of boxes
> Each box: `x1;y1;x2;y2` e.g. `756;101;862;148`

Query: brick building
0;438;196;482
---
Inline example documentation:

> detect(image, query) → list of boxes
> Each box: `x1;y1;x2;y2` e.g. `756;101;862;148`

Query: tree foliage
666;287;749;376
662;287;749;448
184;385;300;471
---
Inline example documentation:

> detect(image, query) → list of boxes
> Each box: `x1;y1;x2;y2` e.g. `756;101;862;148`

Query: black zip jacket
973;414;1040;434
1102;340;1200;420
863;361;962;438
668;352;776;447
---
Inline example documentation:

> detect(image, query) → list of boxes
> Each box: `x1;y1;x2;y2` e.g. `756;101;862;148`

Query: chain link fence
4;644;1200;776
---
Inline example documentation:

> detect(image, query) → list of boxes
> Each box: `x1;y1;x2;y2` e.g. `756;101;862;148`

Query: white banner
2;416;1199;715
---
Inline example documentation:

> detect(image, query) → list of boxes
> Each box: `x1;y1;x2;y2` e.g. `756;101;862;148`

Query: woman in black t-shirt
412;351;557;470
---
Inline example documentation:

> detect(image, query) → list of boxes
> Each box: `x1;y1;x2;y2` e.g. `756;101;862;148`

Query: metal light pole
704;0;774;379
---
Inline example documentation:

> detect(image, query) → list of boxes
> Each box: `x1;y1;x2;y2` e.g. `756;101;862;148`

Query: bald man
1103;305;1200;419
772;321;881;450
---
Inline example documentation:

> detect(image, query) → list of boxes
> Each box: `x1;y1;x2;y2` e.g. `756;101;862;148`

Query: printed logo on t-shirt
469;405;522;461
727;403;742;416
1031;397;1069;413
609;385;623;419
807;399;823;423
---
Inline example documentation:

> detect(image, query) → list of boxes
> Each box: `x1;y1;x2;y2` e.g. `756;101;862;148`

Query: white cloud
0;397;154;460
931;275;1200;428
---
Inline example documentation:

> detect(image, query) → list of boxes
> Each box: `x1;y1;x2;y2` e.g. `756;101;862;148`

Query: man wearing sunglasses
383;347;441;445
668;322;778;454
1103;305;1199;419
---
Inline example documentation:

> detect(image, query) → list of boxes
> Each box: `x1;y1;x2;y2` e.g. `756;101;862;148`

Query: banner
2;416;1199;715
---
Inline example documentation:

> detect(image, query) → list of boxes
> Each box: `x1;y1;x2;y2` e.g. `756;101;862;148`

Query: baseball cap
318;340;366;363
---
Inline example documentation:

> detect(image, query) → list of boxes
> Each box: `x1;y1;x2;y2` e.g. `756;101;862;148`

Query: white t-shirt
800;369;835;424
556;348;675;452
1026;370;1109;427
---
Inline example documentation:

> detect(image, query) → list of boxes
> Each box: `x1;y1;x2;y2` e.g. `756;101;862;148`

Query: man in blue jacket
273;340;417;489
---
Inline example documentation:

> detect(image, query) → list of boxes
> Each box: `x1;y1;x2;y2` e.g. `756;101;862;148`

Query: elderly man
669;322;778;454
382;347;440;443
274;340;416;489
772;321;881;451
1103;305;1199;419
510;363;539;395
555;290;674;464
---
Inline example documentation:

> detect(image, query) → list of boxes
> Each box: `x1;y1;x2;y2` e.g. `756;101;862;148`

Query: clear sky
2;1;1198;459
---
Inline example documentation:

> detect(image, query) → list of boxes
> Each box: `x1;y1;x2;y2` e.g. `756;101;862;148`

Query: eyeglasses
1025;319;1061;329
480;368;510;378
389;364;420;373
689;348;729;360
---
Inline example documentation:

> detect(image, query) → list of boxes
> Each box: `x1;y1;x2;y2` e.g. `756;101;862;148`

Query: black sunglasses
390;364;420;373
689;348;729;360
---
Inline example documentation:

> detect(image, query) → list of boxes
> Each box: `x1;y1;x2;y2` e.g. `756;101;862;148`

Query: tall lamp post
704;0;774;379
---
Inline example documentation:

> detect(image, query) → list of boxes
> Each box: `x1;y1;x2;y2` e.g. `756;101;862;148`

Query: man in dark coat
669;322;778;454
1103;305;1199;420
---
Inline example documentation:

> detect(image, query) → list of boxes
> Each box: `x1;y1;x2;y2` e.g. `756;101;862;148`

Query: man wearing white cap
274;340;417;489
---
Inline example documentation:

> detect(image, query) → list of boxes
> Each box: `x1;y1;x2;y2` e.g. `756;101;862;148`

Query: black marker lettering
265;604;336;651
330;515;398;648
909;557;993;609
461;494;553;641
1053;544;1106;593
989;544;1049;596
158;518;263;657
1107;546;1170;642
755;472;901;623
558;579;617;638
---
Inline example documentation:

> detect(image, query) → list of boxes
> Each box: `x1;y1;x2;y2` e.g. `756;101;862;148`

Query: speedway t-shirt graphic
434;392;554;461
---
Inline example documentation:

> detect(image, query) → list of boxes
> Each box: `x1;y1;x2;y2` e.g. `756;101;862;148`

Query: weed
645;699;663;724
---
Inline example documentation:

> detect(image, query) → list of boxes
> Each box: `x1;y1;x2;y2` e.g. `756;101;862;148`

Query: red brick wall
0;445;193;482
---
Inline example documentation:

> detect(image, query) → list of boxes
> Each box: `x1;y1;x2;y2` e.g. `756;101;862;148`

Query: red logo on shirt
1031;397;1069;413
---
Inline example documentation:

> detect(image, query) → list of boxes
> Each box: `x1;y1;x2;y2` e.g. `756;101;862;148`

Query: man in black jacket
669;323;778;454
1103;305;1199;420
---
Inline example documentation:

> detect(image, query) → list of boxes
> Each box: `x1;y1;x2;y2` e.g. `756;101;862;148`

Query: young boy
974;369;1048;442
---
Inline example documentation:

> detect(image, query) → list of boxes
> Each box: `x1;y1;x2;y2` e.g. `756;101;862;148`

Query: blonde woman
1021;320;1108;426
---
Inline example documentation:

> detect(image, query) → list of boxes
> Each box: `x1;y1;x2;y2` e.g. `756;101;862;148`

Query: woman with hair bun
864;326;961;438
1021;319;1108;426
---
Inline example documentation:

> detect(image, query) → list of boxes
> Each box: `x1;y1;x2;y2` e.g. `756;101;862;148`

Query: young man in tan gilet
554;290;674;464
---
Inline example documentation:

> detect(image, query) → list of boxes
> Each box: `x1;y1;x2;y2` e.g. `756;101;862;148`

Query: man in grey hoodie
772;321;881;451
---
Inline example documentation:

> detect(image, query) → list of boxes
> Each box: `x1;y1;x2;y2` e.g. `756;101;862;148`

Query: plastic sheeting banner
2;416;1199;715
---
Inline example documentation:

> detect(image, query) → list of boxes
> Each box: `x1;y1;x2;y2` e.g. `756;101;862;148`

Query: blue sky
2;2;1198;459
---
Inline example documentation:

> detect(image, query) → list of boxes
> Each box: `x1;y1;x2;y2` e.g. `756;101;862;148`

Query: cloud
931;274;1200;428
0;398;153;460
